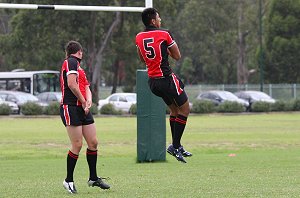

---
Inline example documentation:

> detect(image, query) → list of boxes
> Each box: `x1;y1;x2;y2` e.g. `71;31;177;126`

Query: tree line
0;0;299;102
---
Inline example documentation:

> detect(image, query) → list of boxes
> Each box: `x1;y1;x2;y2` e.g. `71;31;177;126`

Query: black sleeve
67;57;78;74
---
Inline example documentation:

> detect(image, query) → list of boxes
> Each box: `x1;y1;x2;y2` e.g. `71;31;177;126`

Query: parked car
0;98;19;114
196;90;249;108
234;91;276;110
0;91;47;111
98;93;136;112
37;92;62;104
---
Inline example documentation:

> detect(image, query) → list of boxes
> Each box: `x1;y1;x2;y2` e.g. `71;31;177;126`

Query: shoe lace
99;177;110;181
174;149;181;156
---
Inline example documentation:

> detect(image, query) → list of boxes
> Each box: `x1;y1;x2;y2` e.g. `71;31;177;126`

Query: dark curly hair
65;40;83;57
141;7;159;27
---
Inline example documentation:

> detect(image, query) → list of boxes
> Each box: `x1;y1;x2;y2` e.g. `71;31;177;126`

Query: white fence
184;84;300;102
99;84;300;102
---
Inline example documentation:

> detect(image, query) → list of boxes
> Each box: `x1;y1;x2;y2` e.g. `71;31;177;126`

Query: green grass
1;113;300;197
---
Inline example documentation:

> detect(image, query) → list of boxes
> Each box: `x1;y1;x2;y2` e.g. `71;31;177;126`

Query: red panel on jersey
136;27;175;78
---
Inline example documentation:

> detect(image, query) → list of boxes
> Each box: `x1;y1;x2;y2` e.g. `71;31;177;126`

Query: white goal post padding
0;0;153;12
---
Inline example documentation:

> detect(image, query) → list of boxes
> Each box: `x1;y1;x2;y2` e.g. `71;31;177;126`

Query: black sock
65;150;78;182
169;116;176;143
173;114;187;149
86;148;98;181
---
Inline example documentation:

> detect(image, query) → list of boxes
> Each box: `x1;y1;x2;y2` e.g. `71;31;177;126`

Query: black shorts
148;73;188;107
60;105;94;126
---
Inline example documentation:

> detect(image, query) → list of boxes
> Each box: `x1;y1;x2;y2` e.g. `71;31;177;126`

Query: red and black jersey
135;26;176;78
60;55;90;106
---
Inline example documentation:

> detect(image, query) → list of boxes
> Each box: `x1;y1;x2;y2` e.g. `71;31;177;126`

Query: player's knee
169;108;178;116
179;102;190;116
168;104;178;115
88;139;98;150
72;140;83;150
91;140;98;150
182;108;190;117
186;103;191;114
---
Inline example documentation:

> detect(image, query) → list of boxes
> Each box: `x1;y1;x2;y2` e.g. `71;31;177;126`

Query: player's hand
82;101;89;115
84;107;90;115
86;100;92;109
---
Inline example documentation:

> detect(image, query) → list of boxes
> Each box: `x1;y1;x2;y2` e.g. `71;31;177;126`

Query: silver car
98;93;136;112
37;92;62;104
197;90;249;109
0;98;19;114
234;91;276;110
0;90;46;112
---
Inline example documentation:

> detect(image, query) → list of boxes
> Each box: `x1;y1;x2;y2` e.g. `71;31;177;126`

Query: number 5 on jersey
143;38;155;59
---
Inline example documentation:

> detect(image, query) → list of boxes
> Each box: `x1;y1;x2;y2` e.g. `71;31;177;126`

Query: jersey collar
145;25;159;31
69;55;82;63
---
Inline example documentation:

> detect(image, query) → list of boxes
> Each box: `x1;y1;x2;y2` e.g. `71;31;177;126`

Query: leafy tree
0;0;297;91
107;4;142;93
169;0;263;85
174;0;237;84
180;57;195;84
264;0;300;83
0;0;133;102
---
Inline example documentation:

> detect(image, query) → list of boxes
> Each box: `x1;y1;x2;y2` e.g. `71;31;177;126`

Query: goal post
0;0;153;12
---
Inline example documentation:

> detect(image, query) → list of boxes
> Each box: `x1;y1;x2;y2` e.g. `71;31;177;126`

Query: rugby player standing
60;41;110;193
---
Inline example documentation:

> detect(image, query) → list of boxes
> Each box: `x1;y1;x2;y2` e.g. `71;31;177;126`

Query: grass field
1;113;300;197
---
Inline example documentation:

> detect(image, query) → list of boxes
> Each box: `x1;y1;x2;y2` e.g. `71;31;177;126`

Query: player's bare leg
83;124;110;190
63;126;83;194
67;126;83;154
82;123;98;151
